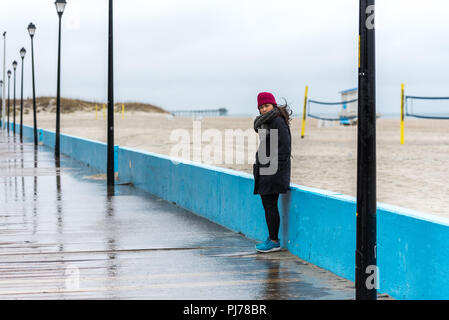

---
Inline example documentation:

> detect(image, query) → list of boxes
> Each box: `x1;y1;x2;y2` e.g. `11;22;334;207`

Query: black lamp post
19;47;26;143
12;60;17;137
7;70;11;133
356;0;377;300
107;0;115;188
55;0;66;159
2;32;5;130
28;22;38;147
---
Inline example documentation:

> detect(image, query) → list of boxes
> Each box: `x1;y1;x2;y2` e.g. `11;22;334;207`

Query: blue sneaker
255;238;281;253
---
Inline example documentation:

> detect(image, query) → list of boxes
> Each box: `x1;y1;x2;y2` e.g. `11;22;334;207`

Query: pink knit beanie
257;92;277;108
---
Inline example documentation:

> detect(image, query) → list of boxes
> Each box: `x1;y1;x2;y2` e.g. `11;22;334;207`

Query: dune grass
9;97;168;114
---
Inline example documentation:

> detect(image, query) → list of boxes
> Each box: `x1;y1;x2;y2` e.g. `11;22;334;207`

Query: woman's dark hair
275;98;292;127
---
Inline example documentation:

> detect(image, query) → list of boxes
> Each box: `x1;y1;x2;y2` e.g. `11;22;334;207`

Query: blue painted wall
377;205;449;299
6;121;449;299
8;122;117;173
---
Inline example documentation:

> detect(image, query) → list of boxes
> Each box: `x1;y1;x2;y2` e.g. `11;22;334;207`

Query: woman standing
253;92;292;253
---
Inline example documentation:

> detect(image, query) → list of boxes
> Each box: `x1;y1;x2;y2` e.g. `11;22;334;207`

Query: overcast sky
1;0;449;115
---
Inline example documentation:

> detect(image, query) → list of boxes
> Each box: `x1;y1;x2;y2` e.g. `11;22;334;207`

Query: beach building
339;88;358;125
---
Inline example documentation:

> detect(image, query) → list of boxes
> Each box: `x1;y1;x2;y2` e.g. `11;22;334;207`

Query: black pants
260;194;280;241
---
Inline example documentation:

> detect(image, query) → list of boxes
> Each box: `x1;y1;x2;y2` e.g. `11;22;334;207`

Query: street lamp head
12;60;18;70
20;47;26;59
7;70;11;78
28;23;36;38
55;0;67;16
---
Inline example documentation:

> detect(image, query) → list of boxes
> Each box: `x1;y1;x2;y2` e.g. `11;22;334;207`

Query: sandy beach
21;110;449;218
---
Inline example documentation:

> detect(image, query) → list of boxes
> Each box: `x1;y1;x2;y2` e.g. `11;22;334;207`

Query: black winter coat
253;115;292;195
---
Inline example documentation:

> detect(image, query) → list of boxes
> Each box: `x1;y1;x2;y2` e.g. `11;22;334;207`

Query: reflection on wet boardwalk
0;132;355;299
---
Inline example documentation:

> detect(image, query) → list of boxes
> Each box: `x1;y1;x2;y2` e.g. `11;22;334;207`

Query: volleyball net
405;95;449;120
400;84;449;144
307;98;358;121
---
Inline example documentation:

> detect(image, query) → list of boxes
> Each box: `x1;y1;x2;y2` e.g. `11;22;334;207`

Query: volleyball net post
301;85;309;139
400;83;405;145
